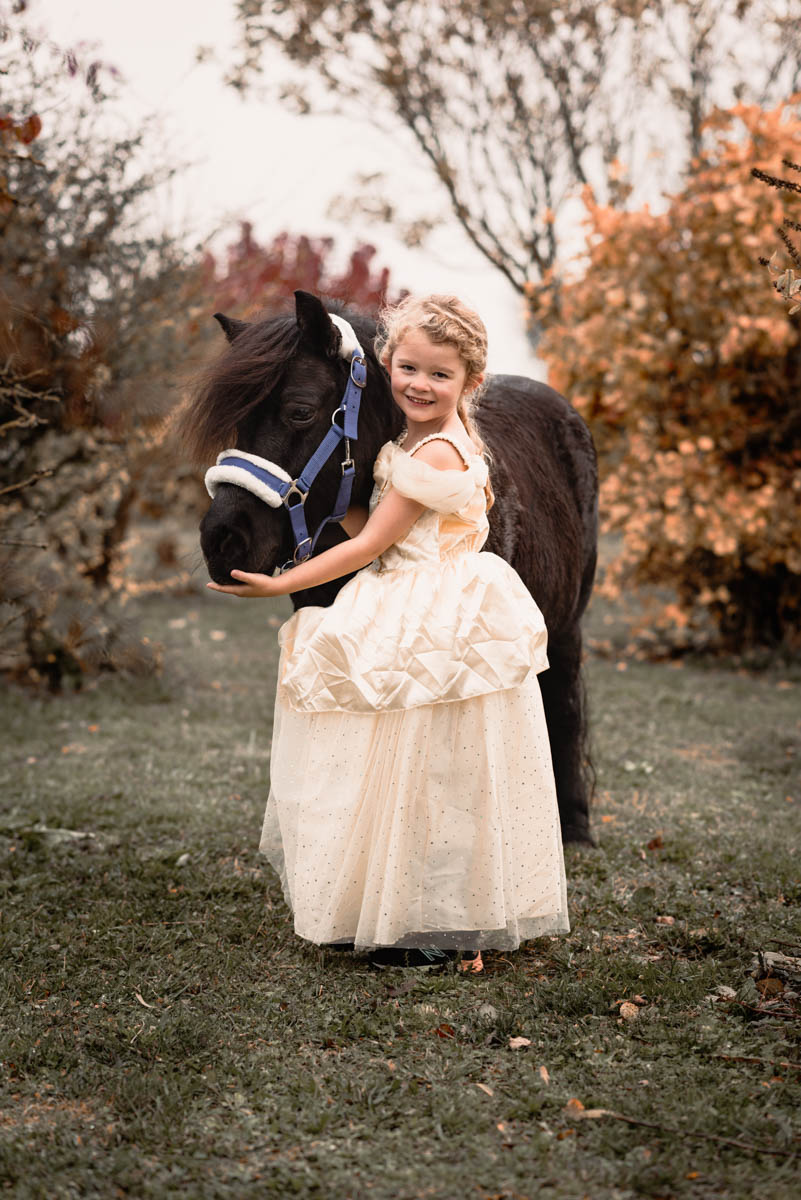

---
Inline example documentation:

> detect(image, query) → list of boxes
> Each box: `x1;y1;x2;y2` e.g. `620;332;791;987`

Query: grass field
1;585;800;1199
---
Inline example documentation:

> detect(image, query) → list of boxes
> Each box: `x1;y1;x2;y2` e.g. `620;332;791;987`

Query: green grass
1;588;800;1199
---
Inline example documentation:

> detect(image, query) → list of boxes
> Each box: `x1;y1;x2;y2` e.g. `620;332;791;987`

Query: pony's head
183;291;400;594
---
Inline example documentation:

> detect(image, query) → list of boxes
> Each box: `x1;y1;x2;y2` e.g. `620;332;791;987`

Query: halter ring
283;482;308;508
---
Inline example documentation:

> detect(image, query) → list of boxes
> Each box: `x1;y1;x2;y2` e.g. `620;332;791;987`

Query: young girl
208;294;569;971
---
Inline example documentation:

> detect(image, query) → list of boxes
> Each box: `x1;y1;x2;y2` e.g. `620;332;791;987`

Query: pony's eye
288;406;315;424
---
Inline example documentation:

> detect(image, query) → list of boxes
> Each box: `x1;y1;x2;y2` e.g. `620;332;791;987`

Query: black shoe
369;946;458;969
322;941;355;952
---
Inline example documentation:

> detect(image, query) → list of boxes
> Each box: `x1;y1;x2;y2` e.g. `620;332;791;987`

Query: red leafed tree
194;222;400;329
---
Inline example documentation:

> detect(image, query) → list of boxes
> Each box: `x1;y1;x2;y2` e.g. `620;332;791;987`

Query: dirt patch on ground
675;742;737;768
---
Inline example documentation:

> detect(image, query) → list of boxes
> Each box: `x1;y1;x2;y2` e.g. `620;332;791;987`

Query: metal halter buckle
350;354;366;386
293;537;312;564
341;438;354;474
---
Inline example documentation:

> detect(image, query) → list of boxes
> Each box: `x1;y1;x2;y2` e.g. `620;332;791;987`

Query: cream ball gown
259;432;569;951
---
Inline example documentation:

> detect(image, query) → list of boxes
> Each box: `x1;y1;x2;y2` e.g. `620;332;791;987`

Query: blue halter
205;346;367;570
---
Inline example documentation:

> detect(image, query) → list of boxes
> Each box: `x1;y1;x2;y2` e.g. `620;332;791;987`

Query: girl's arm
207;487;425;598
339;505;369;538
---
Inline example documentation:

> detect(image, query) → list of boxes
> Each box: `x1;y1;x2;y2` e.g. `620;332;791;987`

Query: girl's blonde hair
375;293;494;508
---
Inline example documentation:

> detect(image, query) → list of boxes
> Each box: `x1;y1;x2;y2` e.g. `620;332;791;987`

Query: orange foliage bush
529;101;801;652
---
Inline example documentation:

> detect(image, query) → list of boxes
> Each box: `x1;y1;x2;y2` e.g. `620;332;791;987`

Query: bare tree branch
226;0;801;294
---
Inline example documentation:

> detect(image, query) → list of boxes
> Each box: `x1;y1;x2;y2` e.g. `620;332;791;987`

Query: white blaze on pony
204;313;364;506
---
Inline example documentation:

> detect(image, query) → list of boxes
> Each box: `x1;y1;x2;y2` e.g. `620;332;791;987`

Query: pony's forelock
179;314;301;464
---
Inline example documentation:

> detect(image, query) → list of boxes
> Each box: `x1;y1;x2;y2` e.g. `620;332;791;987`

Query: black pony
184;291;598;846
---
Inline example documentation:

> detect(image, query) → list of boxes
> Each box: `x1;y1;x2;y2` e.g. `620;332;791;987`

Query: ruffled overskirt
277;551;549;714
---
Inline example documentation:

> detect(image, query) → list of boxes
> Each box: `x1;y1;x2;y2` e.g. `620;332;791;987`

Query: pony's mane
179;313;301;464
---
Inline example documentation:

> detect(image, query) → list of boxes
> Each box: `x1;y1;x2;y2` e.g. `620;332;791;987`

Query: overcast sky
29;0;545;377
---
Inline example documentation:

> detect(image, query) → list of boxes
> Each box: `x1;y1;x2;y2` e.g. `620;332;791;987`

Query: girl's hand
206;570;281;598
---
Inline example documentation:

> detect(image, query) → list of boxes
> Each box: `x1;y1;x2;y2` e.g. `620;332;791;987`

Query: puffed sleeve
388;451;488;514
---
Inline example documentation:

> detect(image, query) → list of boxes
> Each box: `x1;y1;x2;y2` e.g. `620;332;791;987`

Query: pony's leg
538;623;596;846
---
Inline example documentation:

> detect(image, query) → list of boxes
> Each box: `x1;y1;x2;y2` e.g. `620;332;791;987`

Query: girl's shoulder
376;433;488;515
402;430;482;470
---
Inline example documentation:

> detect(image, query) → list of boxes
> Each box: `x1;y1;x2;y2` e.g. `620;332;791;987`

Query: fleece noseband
204;314;367;569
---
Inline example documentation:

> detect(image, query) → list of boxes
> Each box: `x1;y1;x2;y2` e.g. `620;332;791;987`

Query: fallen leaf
557;1128;575;1139
538;1065;550;1084
509;1036;531;1050
756;977;784;997
433;1023;455;1039
574;1107;613;1120
619;1002;639;1020
134;992;155;1009
475;1083;494;1096
655;914;675;925
646;834;664;850
209;629;227;641
564;1098;585;1114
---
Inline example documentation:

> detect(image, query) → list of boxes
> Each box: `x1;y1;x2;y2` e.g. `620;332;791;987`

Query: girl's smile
389;331;468;427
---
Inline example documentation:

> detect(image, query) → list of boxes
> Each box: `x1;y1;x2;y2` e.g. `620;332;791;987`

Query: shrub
0;20;401;688
0;23;191;687
529;101;801;653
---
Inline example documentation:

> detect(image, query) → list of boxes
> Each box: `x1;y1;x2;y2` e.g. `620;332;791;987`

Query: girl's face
388;330;468;427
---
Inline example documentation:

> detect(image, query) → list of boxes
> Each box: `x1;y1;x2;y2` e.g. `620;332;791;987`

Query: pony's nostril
201;521;250;568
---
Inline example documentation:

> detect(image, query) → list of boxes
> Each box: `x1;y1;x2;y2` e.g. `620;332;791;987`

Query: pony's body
188;293;598;845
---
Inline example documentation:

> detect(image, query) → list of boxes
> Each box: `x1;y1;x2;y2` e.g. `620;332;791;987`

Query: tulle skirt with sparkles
260;668;569;951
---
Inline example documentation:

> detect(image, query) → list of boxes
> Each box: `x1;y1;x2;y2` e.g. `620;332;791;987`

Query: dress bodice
369;435;490;573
